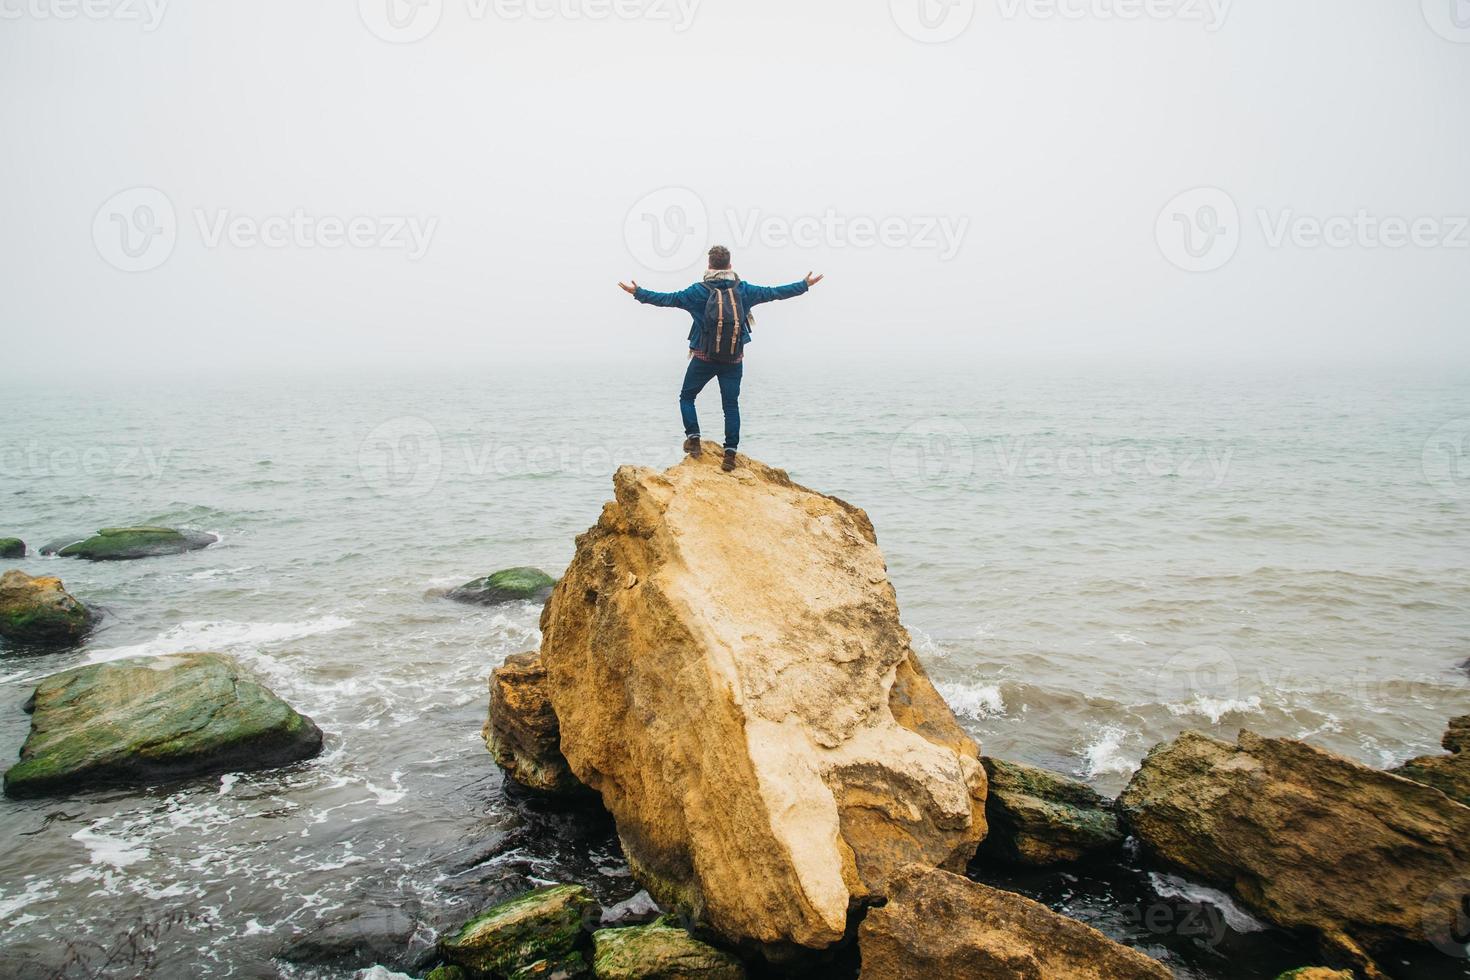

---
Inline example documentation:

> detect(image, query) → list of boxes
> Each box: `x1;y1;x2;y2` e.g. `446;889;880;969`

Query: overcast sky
3;0;1468;373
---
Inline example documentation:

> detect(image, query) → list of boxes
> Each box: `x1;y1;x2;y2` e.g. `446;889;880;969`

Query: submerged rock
57;526;217;561
39;535;87;556
1391;715;1470;806
0;570;95;647
448;567;556;606
1119;729;1470;974
278;899;426;970
856;864;1171;979
0;538;24;559
538;450;987;957
3;652;323;798
484;652;589;799
591;920;744;979
438;884;599;979
978;757;1122;865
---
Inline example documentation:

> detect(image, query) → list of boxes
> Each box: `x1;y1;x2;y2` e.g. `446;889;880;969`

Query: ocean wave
1165;694;1263;724
1079;724;1140;779
84;616;355;664
1149;872;1267;933
935;680;1005;721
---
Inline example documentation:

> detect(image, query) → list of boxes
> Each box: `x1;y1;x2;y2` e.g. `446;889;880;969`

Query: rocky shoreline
2;457;1467;978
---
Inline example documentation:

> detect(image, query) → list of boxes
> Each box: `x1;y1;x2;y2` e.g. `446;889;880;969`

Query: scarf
702;269;753;326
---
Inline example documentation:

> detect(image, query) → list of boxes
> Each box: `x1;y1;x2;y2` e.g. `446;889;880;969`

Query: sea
2;360;1467;979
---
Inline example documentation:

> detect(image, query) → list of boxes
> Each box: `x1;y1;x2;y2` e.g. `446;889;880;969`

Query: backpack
700;281;748;363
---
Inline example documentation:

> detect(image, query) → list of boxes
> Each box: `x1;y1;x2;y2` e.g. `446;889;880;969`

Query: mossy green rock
447;567;556;606
1274;970;1354;980
591;922;744;979
510;950;589;979
0;570;95;647
57;526;218;561
3;652;323;798
425;967;468;980
978;756;1123;865
0;538;24;559
439;884;599;978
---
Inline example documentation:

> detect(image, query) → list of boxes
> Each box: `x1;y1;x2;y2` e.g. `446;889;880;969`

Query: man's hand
618;281;639;295
805;272;824;288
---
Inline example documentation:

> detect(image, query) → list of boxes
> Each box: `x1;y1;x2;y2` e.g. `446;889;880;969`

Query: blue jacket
634;278;809;351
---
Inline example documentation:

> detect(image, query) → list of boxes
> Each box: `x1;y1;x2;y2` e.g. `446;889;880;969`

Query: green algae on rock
978;756;1123;865
0;569;95;648
3;652;323;798
0;538;24;559
439;884;599;978
57;526;218;561
447;567;556;606
591;920;745;979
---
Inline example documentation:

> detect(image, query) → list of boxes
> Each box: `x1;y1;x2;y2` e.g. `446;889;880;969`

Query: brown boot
721;449;737;472
683;436;703;458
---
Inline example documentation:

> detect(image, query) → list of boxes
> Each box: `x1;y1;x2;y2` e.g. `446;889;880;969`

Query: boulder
278;899;426;969
1274;970;1354;980
1119;730;1470;973
0;538;24;558
425;968;468;980
484;652;589;799
0;569;95;647
538;449;987;957
39;535;87;556
856;864;1171;979
57;526;217;561
449;567;556;606
978;757;1122;865
3;652;323;798
438;884;599;979
1391;715;1470;806
591;920;744;979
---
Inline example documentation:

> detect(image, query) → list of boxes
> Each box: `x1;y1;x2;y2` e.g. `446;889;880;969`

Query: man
619;246;822;472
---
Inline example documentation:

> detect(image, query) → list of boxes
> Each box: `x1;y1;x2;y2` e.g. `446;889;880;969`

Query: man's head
708;245;732;271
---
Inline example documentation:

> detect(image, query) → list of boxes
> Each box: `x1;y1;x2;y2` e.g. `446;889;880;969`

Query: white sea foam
1149;872;1267;933
85;616;355;664
1079;725;1139;779
1165;694;1262;724
0;878;60;924
73;824;149;869
935;681;1005;721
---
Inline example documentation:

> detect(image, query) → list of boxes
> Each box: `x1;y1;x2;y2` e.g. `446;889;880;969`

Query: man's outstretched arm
744;272;824;306
618;280;703;309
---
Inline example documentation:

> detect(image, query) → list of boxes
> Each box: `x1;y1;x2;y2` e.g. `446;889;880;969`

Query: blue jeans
679;356;743;450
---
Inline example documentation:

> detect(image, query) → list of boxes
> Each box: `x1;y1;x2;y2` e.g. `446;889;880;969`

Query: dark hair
708;245;731;270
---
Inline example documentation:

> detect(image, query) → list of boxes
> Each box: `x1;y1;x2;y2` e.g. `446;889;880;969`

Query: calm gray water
2;361;1468;978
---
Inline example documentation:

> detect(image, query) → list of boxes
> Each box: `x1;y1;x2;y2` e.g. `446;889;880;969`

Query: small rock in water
592;920;745;979
57;526;217;561
0;569;96;648
0;538;24;559
1274;969;1355;980
978;756;1123;865
3;651;323;798
484;652;593;800
279;899;426;970
447;567;556;605
437;884;599;978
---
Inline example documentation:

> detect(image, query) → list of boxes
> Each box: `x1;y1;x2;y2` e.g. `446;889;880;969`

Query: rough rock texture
1119;729;1470;974
57;526;217;560
1391;715;1470;806
3;652;323;798
449;567;557;605
592;921;745;979
978;757;1122;865
484;652;588;798
538;449;987;956
438;884;599;979
857;864;1171;979
1274;970;1355;980
0;570;96;647
0;538;24;559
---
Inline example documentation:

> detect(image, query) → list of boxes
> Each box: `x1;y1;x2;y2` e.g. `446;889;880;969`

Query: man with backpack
619;246;822;472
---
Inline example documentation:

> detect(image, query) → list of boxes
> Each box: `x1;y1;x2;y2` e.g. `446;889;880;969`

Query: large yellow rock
538;447;987;956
